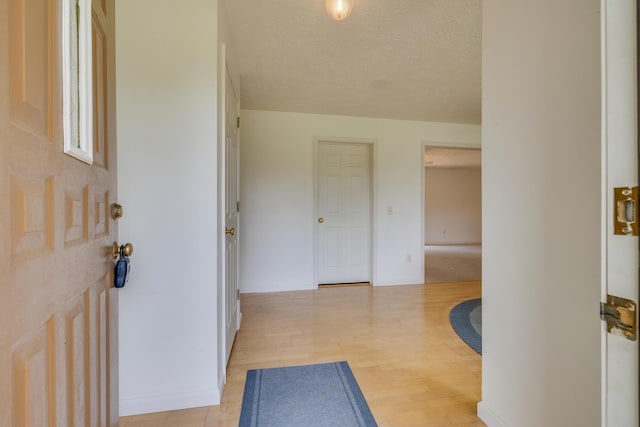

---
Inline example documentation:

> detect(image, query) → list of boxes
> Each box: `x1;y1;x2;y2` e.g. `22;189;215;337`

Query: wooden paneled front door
0;0;119;425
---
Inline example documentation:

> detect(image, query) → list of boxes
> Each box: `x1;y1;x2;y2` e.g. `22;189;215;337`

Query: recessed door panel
66;292;91;427
8;0;54;137
11;317;56;427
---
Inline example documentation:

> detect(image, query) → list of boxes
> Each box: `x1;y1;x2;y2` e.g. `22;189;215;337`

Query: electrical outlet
387;206;393;215
406;254;412;263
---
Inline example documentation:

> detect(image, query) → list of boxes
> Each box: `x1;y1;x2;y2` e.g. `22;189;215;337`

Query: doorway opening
422;145;482;284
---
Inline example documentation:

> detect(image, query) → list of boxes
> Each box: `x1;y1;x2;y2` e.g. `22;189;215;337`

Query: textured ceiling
425;146;481;168
222;0;482;124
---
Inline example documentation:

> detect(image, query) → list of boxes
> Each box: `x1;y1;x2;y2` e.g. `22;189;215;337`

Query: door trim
216;41;227;398
637;0;640;421
216;42;241;397
313;137;377;287
636;3;640;422
420;141;483;283
600;0;639;424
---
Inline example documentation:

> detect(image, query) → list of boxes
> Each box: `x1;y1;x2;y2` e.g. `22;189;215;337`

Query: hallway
121;282;484;426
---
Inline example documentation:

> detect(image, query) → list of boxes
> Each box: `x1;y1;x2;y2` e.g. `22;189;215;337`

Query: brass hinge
600;295;637;341
614;186;638;236
237;289;240;300
237;116;240;129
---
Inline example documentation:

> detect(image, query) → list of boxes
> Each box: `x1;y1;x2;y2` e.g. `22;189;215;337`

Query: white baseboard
120;389;221;417
219;370;227;396
372;281;424;287
424;242;482;246
477;402;510;427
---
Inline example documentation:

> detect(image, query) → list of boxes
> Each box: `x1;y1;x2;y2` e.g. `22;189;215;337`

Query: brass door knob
318;218;324;223
112;242;134;259
225;227;235;236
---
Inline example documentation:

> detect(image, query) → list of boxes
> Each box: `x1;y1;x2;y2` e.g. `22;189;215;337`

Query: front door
601;0;639;425
224;69;239;363
317;141;371;285
0;0;119;425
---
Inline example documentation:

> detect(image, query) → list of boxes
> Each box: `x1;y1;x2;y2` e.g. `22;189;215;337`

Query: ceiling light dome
326;0;353;21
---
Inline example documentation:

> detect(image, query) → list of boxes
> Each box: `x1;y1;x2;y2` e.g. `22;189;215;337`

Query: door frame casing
420;141;482;282
600;0;639;424
313;137;377;287
216;42;241;396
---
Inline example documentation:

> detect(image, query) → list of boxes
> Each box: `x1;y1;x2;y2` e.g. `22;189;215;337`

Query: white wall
480;1;601;426
116;0;220;415
424;167;482;244
239;110;480;293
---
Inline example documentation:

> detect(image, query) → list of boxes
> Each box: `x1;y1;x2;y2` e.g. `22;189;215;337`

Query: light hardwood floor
424;245;482;283
120;282;484;427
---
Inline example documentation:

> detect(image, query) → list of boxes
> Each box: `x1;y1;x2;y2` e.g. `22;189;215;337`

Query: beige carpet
424;244;482;283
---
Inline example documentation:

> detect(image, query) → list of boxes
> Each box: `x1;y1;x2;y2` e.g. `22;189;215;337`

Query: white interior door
602;0;639;425
0;0;118;425
317;142;371;284
224;69;239;363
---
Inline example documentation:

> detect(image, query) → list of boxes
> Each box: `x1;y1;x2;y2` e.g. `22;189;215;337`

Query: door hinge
237;289;240;300
237;116;240;129
236;201;240;213
600;294;637;341
614;186;638;236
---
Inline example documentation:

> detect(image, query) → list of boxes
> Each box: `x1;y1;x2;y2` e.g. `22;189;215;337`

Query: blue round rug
449;298;482;355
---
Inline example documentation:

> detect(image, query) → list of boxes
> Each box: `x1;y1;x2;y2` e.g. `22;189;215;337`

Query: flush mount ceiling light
326;0;353;21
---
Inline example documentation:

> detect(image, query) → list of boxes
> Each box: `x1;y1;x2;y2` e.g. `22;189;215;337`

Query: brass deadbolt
111;203;123;220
